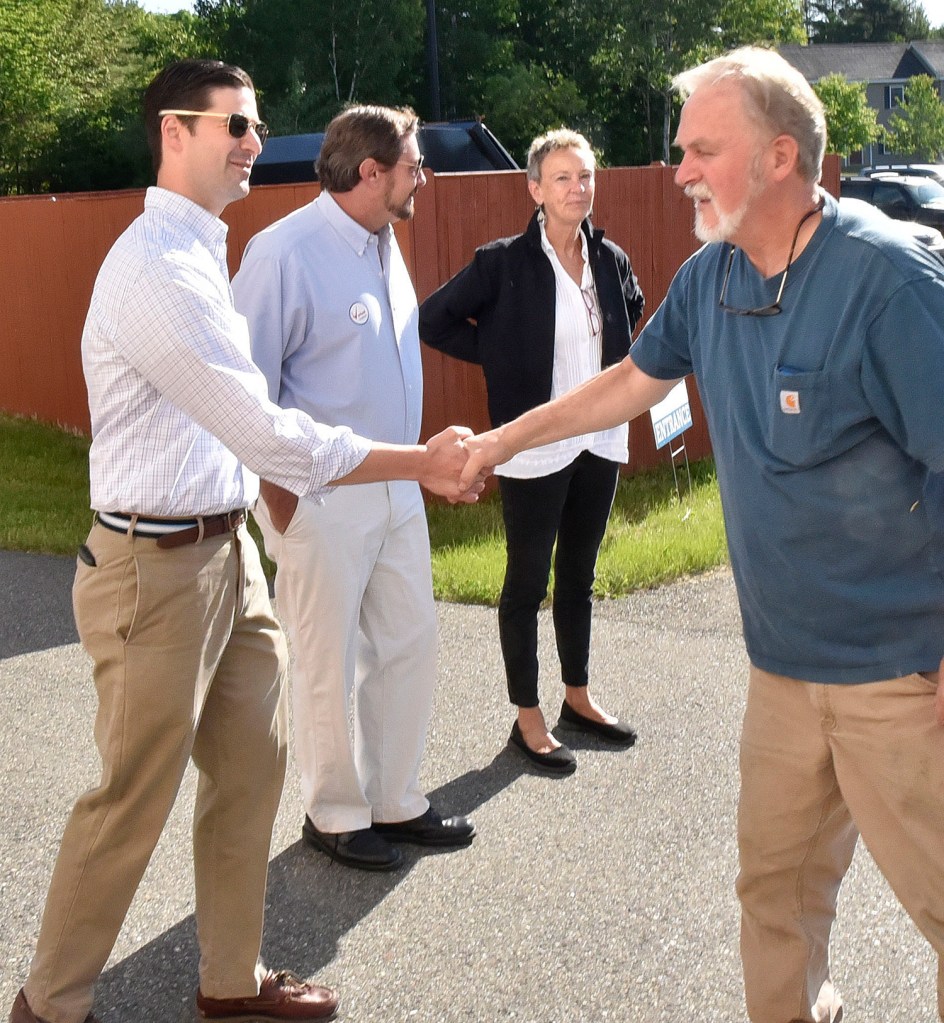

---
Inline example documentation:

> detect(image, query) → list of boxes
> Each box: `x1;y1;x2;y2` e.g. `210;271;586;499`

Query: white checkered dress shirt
83;187;370;516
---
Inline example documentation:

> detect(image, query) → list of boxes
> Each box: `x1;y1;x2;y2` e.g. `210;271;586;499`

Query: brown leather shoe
196;970;339;1021
9;989;100;1023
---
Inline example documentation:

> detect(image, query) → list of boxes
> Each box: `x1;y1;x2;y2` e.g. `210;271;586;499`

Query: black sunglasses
158;109;269;147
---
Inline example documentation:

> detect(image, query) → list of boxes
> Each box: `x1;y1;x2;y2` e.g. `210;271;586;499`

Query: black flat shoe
373;806;476;847
302;816;403;871
558;700;637;746
508;720;577;775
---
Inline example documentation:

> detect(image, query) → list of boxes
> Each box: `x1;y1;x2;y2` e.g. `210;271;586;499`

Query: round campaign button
349;302;369;325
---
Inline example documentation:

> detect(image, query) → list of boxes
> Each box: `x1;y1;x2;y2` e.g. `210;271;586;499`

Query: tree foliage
0;0;202;194
4;0;918;194
195;0;426;135
813;73;882;157
884;73;944;161
191;0;803;166
807;0;929;41
589;0;804;164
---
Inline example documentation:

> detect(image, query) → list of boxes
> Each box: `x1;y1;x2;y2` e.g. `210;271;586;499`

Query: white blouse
496;216;630;478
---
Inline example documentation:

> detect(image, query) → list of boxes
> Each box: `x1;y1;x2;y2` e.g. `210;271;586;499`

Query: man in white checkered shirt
9;59;482;1023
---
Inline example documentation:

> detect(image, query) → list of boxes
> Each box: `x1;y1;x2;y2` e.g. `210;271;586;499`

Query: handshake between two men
415;378;612;504
260;423;503;530
257;423;508;532
413;421;539;505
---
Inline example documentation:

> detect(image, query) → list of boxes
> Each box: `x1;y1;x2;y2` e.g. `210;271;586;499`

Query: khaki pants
24;523;288;1023
255;480;436;832
737;665;944;1023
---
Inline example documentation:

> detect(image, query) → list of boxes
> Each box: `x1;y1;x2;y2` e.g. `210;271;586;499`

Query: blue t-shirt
631;194;944;682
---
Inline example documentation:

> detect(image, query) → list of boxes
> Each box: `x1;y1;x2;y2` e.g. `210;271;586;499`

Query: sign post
648;379;694;505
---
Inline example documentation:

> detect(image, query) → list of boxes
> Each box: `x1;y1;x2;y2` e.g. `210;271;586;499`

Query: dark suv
840;174;944;229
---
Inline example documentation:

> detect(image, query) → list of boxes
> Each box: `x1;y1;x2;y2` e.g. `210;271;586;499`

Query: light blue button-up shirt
233;190;423;447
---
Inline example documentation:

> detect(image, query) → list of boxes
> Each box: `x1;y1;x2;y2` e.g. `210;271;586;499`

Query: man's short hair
316;105;419;193
673;47;826;184
526;129;595;183
144;59;255;174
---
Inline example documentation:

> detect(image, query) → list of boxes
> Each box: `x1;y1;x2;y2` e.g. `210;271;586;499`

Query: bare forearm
335;426;484;503
259;453;440;534
332;444;432;485
486;357;678;464
258;447;423;505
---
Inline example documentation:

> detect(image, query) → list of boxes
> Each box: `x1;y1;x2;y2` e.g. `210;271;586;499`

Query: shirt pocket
766;366;838;469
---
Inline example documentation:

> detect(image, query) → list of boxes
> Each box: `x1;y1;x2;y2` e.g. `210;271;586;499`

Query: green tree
41;4;206;192
592;0;805;164
0;0;68;192
433;0;518;122
809;0;929;41
429;0;599;163
196;0;426;134
813;73;882;158
0;0;205;194
481;64;586;162
884;74;944;161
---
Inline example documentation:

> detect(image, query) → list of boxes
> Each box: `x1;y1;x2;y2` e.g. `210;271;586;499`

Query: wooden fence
0;157;840;473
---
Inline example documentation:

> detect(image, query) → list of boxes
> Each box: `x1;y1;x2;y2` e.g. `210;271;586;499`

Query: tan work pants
737;665;944;1023
24;523;288;1023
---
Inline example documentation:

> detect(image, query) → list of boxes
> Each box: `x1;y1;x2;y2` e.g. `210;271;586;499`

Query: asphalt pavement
0;550;936;1022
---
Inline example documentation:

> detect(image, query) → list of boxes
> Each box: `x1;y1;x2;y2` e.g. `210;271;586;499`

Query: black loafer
508;720;577;774
373;806;476;847
302;816;403;870
557;700;637;746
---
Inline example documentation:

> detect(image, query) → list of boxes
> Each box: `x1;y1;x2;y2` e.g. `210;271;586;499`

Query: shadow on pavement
93;754;525;1022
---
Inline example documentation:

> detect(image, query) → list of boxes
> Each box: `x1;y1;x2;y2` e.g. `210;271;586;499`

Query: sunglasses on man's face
158;109;269;147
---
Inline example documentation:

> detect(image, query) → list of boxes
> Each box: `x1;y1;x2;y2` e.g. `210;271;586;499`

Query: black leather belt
95;510;247;549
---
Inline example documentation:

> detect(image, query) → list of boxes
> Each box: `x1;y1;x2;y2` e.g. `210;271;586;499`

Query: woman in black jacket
419;129;644;774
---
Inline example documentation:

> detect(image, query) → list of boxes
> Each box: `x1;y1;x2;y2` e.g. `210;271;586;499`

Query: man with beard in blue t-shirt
460;46;944;1023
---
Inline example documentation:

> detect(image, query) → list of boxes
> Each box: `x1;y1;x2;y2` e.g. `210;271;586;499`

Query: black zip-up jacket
419;210;644;427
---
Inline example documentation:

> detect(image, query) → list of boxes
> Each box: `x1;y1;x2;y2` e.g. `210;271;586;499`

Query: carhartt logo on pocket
780;390;800;414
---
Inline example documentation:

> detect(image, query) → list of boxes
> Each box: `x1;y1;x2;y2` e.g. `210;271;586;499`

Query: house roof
910;41;944;73
779;41;944;82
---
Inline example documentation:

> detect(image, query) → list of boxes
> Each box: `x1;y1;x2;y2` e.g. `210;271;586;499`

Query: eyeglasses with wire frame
718;195;825;317
581;285;602;337
158;109;269;147
397;155;425;180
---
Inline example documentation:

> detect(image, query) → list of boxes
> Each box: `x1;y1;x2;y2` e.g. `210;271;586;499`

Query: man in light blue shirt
233;106;476;872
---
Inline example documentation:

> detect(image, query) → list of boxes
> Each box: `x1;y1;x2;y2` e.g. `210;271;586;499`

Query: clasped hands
422;425;508;504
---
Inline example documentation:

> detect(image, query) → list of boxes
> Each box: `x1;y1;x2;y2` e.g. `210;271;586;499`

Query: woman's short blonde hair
526;129;594;182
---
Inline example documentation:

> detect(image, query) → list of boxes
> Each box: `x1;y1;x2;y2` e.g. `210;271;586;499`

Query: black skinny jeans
497;450;620;708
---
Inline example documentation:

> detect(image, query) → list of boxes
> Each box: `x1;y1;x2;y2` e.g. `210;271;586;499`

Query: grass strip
0;413;728;603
